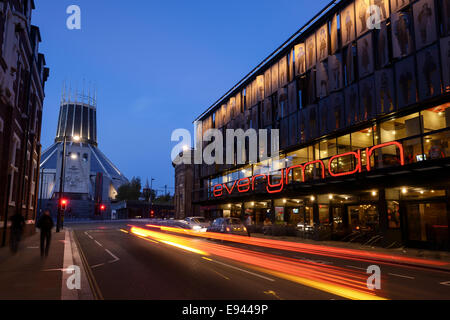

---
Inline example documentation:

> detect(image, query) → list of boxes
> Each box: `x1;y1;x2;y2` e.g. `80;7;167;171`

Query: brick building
0;0;49;245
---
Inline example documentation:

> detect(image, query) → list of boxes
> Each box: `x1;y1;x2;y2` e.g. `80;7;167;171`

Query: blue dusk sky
31;0;330;193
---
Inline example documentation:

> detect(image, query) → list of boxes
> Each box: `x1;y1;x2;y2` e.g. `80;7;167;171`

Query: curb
71;230;103;300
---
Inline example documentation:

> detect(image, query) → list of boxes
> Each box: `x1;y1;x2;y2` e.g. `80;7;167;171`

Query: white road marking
105;249;120;263
94;240;103;247
91;263;106;269
346;265;367;271
208;259;275;282
388;273;415;280
440;281;450;286
84;231;94;240
27;246;39;249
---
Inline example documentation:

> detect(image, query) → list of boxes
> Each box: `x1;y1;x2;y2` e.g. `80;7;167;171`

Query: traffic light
150;210;155;218
100;204;106;211
60;199;68;211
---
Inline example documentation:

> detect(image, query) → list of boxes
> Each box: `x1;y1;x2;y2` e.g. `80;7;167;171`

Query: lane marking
264;290;283;300
440;281;450;286
27;246;39;249
211;269;230;280
91;263;106;269
346;265;366;271
205;259;275;282
105;249;120;263
84;231;94;240
388;273;415;280
94;240;103;247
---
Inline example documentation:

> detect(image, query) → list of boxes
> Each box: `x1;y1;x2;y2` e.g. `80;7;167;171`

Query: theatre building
193;0;450;250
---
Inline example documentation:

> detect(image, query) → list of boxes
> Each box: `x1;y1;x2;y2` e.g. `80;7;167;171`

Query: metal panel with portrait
329;92;345;132
375;68;396;115
318;98;330;135
416;45;442;99
328;53;343;92
392;11;414;58
316;23;329;62
395;56;417;108
345;84;360;125
359;76;376;121
341;2;356;46
413;0;437;50
294;43;306;76
316;61;329;99
376;21;390;68
358;32;374;78
306;34;317;70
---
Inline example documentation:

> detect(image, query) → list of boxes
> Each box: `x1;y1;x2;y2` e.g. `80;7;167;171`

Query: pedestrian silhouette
36;209;54;257
10;212;25;253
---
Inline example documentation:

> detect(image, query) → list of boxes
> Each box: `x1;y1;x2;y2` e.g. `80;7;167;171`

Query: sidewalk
250;232;450;270
0;229;93;300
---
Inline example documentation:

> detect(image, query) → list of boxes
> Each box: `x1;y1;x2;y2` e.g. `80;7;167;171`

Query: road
70;221;450;300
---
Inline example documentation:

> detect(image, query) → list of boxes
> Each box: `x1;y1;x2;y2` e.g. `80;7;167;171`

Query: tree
116;177;142;201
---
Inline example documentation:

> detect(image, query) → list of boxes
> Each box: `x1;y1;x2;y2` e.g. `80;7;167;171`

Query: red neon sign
213;141;405;198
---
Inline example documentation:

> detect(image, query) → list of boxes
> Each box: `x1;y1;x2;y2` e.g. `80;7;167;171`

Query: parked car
185;216;210;229
207;218;248;236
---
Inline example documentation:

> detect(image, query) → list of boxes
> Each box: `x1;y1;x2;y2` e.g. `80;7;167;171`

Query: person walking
36;209;54;257
10;212;25;253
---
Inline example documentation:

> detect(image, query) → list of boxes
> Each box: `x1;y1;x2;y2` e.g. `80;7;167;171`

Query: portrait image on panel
373;0;390;21
316;61;329;99
329;92;345;131
263;98;273;127
280;118;289;149
246;84;253;109
441;37;450;91
317;24;329;62
345;84;360;125
319;98;330;135
330;14;339;54
277;88;288;120
417;45;442;99
356;0;371;36
264;69;272;98
395;56;417;108
345;44;356;84
295;43;306;76
279;56;288;87
304;105;319;140
287;81;298;115
289;113;298;146
442;0;450;36
413;0;437;50
341;3;356;46
392;11;414;58
328;53;343;91
357;33;374;78
251;106;259;130
376;22;390;68
297;110;306;143
391;0;410;12
256;76;264;102
375;68;395;114
359;76;376;121
306;34;317;70
271;63;279;95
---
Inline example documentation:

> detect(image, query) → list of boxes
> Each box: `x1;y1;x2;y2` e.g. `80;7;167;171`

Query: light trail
142;224;449;269
129;226;387;300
